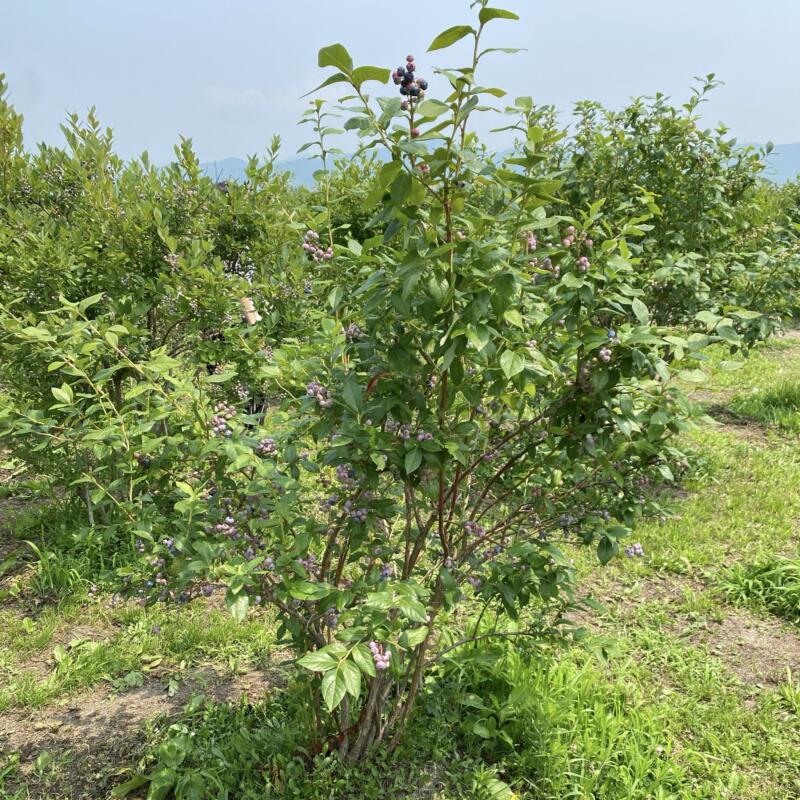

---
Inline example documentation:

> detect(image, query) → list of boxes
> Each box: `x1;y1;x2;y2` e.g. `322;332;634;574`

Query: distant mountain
762;143;800;184
199;156;320;187
199;142;800;188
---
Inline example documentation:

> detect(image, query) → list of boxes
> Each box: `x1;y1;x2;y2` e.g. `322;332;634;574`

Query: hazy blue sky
3;1;798;164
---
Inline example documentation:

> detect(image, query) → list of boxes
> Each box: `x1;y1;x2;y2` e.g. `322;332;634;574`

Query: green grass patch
696;337;800;393
0;599;278;711
730;381;800;432
720;558;800;622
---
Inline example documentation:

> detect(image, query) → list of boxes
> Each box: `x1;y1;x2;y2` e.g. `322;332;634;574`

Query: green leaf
397;597;428;623
111;775;150;798
481;776;514;800
716;323;741;344
404;626;429;648
466;324;491;352
695;309;720;326
302;72;350;97
678;369;708;384
289;581;334;600
631;298;650;325
405;448;423;474
342;374;363;413
340;659;362;700
328;285;344;310
203;370;237;383
318;44;353;74
226;592;249;623
321;666;348;711
344;115;371;131
51;383;73;404
427;25;475;52
503;309;524;328
479;7;519;24
730;309;762;321
78;293;105;311
416;99;450;119
597;537;618;565
352;66;390;89
499;350;525;379
352;643;377;677
297;650;339;672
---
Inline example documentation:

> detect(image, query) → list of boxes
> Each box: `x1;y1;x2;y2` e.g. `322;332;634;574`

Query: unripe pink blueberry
410;127;421;138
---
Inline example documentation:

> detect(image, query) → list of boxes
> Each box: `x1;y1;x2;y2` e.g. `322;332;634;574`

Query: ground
1;335;800;799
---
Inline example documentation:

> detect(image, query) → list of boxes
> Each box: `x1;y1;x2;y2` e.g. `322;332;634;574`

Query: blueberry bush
0;0;799;773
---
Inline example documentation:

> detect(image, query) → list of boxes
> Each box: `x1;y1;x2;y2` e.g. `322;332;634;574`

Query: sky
2;1;799;165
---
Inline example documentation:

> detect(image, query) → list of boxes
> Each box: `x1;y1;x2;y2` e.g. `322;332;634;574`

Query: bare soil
688;611;800;687
0;665;288;799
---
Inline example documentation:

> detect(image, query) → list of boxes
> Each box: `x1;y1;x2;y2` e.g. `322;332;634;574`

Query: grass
720;558;800;622
2;334;800;798
0;599;279;711
730;381;800;432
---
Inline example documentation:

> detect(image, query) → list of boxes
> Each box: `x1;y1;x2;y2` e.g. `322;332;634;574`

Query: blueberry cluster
369;640;391;670
298;553;318;573
561;224;593;249
336;463;356;487
307;380;333;409
386;419;413;440
256;437;277;456
525;231;537;250
561;224;595;278
598;346;612;363
625;542;645;557
531;255;560;282
416;430;433;442
344;499;368;523
463;520;486;538
379;563;392;580
133;451;152;468
483;544;503;560
320;494;339;512
302;230;333;262
344;323;364;341
209;402;236;437
392;55;428;101
212;514;239;539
